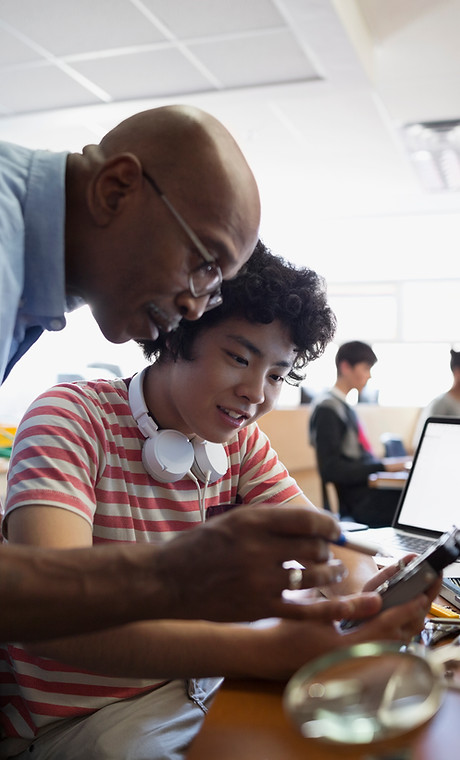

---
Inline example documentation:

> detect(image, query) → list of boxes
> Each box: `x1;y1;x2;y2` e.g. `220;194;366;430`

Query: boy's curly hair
138;240;336;385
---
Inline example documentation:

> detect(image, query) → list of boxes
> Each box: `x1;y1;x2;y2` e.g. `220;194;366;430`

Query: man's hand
153;503;346;622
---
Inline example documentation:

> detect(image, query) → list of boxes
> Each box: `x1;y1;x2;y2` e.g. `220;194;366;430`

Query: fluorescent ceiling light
402;120;460;193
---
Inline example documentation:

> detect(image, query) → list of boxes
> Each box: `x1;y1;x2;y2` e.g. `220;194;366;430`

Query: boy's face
343;361;372;393
158;317;297;441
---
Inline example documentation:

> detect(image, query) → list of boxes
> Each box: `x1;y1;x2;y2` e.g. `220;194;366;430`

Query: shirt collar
330;386;348;403
22;149;70;320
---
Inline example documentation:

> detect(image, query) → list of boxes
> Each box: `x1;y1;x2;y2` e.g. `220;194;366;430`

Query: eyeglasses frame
142;169;223;305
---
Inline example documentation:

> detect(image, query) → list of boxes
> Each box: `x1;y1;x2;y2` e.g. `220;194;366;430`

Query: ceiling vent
402;119;460;192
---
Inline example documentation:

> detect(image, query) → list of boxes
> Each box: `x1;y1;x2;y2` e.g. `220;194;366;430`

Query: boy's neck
334;377;353;396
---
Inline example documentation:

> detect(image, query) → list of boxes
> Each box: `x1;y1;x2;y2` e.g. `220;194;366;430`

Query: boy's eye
226;351;248;365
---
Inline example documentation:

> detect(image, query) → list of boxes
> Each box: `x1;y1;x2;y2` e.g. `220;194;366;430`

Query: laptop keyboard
389;533;433;554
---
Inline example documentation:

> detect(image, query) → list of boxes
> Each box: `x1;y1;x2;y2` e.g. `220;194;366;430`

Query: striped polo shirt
0;377;301;741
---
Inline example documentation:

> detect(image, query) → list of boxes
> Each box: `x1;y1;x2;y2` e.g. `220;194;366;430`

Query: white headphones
128;368;228;484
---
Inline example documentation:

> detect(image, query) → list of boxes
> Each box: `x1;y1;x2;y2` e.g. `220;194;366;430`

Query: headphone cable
188;469;211;522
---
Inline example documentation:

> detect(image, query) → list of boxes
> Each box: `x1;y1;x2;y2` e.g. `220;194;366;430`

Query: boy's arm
26;592;432;681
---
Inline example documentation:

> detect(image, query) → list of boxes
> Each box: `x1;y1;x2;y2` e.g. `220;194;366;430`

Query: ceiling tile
0;26;39;66
139;0;284;37
71;47;216;100
0;65;102;115
188;30;319;88
0;0;166;57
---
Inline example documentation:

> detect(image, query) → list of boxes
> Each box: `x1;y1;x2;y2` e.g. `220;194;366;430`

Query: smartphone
342;525;460;629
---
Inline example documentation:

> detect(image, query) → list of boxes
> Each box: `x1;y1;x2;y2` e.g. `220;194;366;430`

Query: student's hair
450;349;460;371
138;240;336;385
335;341;377;371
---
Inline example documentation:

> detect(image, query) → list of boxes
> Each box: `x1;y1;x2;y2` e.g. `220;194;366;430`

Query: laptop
356;417;460;582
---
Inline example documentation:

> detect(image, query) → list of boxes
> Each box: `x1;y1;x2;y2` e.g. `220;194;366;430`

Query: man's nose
175;292;210;321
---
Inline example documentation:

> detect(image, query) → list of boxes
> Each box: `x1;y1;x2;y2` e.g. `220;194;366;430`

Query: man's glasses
142;170;223;311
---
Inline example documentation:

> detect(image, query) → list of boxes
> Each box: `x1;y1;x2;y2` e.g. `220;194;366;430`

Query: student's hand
361;554;417;593
360;556;441;632
153;503;347;622
252;590;432;680
344;585;437;645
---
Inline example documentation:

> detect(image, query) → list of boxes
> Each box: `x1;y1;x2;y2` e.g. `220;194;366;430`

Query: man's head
138;240;336;441
140;239;336;380
65;104;260;344
335;340;377;394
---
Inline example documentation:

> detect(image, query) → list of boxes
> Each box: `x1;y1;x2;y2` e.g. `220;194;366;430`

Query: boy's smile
146;317;297;442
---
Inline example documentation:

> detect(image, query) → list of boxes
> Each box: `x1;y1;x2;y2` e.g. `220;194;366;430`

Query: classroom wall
257;405;422;509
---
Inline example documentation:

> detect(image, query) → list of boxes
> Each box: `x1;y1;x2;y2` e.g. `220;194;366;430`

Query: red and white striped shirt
0;377;301;741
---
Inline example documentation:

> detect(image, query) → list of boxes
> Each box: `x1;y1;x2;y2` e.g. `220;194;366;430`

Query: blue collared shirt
0;141;74;383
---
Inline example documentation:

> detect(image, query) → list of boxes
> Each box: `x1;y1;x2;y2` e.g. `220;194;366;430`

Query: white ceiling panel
0;64;103;115
71;47;217;101
139;0;284;38
188;30;319;89
0;0;167;57
0;25;38;66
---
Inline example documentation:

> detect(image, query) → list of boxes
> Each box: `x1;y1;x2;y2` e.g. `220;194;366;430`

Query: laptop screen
395;417;460;534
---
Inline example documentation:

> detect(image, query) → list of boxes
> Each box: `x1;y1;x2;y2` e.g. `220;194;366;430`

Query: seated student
309;341;408;527
0;246;435;760
412;348;460;448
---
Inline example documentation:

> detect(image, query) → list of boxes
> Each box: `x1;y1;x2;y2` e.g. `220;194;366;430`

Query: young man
309;340;408;526
413;347;460;447
0;104;343;642
1;246;435;759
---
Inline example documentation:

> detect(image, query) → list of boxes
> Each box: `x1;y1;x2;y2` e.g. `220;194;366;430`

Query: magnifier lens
284;643;444;745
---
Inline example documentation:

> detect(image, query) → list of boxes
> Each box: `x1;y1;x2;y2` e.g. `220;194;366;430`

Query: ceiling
0;0;459;279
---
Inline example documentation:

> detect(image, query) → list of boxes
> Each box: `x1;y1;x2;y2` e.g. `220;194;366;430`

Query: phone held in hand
342;525;460;630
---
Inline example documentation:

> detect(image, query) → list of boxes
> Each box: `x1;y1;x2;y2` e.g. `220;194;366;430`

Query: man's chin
96;322;132;345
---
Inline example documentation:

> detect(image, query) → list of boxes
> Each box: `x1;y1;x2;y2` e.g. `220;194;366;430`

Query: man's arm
0;542;171;641
2;502;363;642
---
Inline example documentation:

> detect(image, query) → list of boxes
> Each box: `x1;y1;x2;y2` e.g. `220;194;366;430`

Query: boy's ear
87;153;143;225
337;359;350;375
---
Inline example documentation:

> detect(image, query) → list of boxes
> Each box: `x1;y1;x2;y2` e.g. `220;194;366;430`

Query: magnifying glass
283;639;460;746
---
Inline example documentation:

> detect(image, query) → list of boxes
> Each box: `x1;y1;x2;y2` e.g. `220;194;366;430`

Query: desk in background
368;470;409;489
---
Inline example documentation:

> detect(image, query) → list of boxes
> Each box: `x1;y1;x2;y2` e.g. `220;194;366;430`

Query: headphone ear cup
142;429;195;483
192;440;228;484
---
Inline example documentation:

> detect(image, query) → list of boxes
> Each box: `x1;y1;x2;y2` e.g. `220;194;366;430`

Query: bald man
2;105;260;379
0;106;361;643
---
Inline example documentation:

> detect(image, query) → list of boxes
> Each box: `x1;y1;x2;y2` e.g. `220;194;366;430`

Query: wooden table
188;596;459;760
187;675;459;760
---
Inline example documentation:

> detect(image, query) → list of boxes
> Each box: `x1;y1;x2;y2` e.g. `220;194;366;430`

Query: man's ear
87;153;143;225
